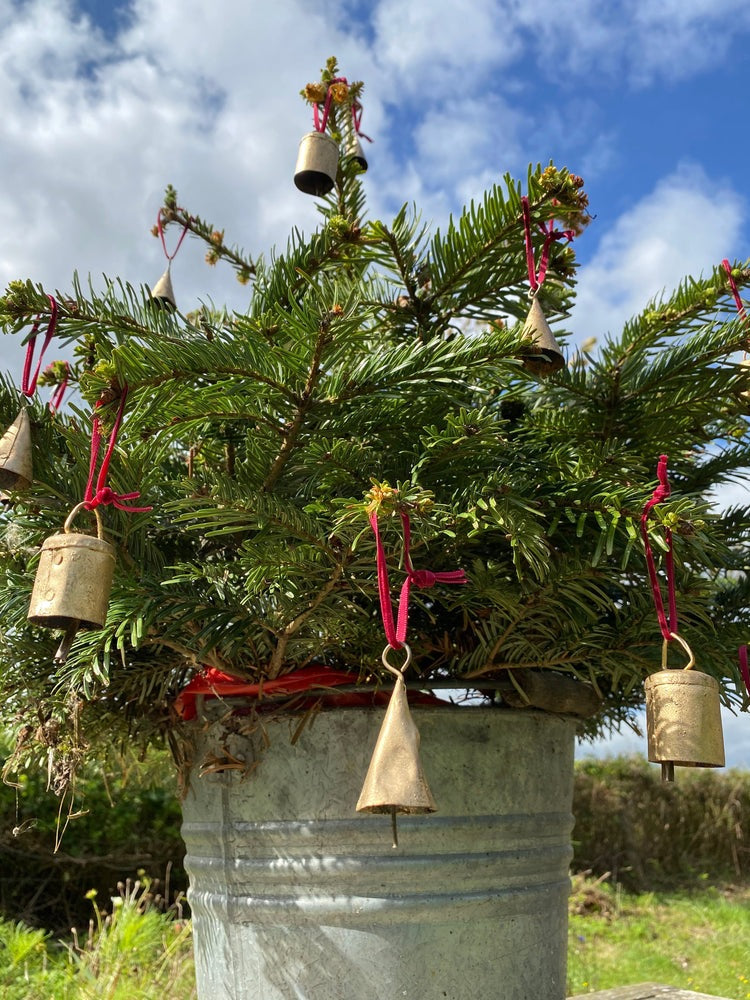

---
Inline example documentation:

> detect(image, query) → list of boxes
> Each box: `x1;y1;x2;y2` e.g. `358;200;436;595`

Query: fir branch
158;200;257;284
262;320;332;491
267;561;347;678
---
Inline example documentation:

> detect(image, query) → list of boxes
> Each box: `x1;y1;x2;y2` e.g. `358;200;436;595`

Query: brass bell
518;296;565;376
357;645;436;846
738;357;750;405
149;266;176;310
294;132;339;197
28;503;116;662
345;133;367;172
0;409;33;492
645;636;725;782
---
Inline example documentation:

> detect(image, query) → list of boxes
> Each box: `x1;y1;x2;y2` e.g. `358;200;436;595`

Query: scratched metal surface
181;706;576;1000
569;984;730;999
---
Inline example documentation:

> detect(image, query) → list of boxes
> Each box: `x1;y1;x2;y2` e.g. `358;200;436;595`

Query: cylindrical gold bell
739;357;750;404
28;505;115;631
345;134;367;172
518;296;565;376
294;132;339;196
149;267;176;310
645;669;725;770
0;409;33;491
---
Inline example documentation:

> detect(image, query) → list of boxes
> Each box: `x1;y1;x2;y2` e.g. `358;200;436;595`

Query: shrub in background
572;756;750;891
0;735;186;933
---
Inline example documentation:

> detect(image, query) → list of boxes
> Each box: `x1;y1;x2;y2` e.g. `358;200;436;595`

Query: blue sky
1;0;750;765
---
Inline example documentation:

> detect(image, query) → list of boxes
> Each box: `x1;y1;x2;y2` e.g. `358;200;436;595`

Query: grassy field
567;874;750;998
3;876;749;999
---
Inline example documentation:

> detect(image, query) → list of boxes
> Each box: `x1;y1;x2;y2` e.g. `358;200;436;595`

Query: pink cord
157;208;190;262
369;510;466;650
21;295;58;397
521;197;574;292
640;455;677;643
83;386;151;513
721;259;748;324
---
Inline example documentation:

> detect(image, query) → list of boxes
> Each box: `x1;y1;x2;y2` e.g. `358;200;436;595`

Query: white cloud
372;0;521;91
369;0;750;92
0;0;748;385
0;0;382;376
571;164;746;344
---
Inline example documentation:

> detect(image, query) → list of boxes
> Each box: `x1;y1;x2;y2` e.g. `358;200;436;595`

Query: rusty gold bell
518;295;565;376
0;408;33;492
345;133;367;172
294;131;339;197
645;634;725;782
149;266;177;310
357;644;436;847
28;503;116;662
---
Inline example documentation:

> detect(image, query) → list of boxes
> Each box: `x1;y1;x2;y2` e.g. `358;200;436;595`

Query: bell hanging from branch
294;131;339;197
149;265;177;310
345;132;367;173
738;357;750;405
518;295;565;376
644;636;725;783
28;503;116;663
357;644;436;847
0;408;33;492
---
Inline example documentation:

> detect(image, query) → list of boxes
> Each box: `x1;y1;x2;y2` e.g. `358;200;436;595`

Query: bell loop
660;632;695;671
64;502;105;540
381;642;412;679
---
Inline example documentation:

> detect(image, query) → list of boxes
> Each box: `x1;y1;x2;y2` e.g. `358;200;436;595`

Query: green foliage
1;63;750;774
572;756;750;890
0;733;185;933
0;882;194;1000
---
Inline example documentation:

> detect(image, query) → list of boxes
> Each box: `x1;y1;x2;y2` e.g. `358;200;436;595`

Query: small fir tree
1;58;749;785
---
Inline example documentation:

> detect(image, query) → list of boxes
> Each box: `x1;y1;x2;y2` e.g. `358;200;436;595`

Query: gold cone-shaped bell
645;669;725;777
518;296;565;376
0;409;33;492
149;267;176;310
294;131;339;196
357;658;437;824
345;133;367;172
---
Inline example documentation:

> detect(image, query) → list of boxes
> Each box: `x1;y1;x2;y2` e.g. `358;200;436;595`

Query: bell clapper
661;761;675;783
54;620;80;664
391;806;398;849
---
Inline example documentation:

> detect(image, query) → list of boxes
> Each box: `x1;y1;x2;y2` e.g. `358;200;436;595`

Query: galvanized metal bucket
181;706;576;1000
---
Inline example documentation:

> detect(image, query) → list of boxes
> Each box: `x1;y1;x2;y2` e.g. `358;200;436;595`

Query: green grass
0;880;195;1000
567;875;750;998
